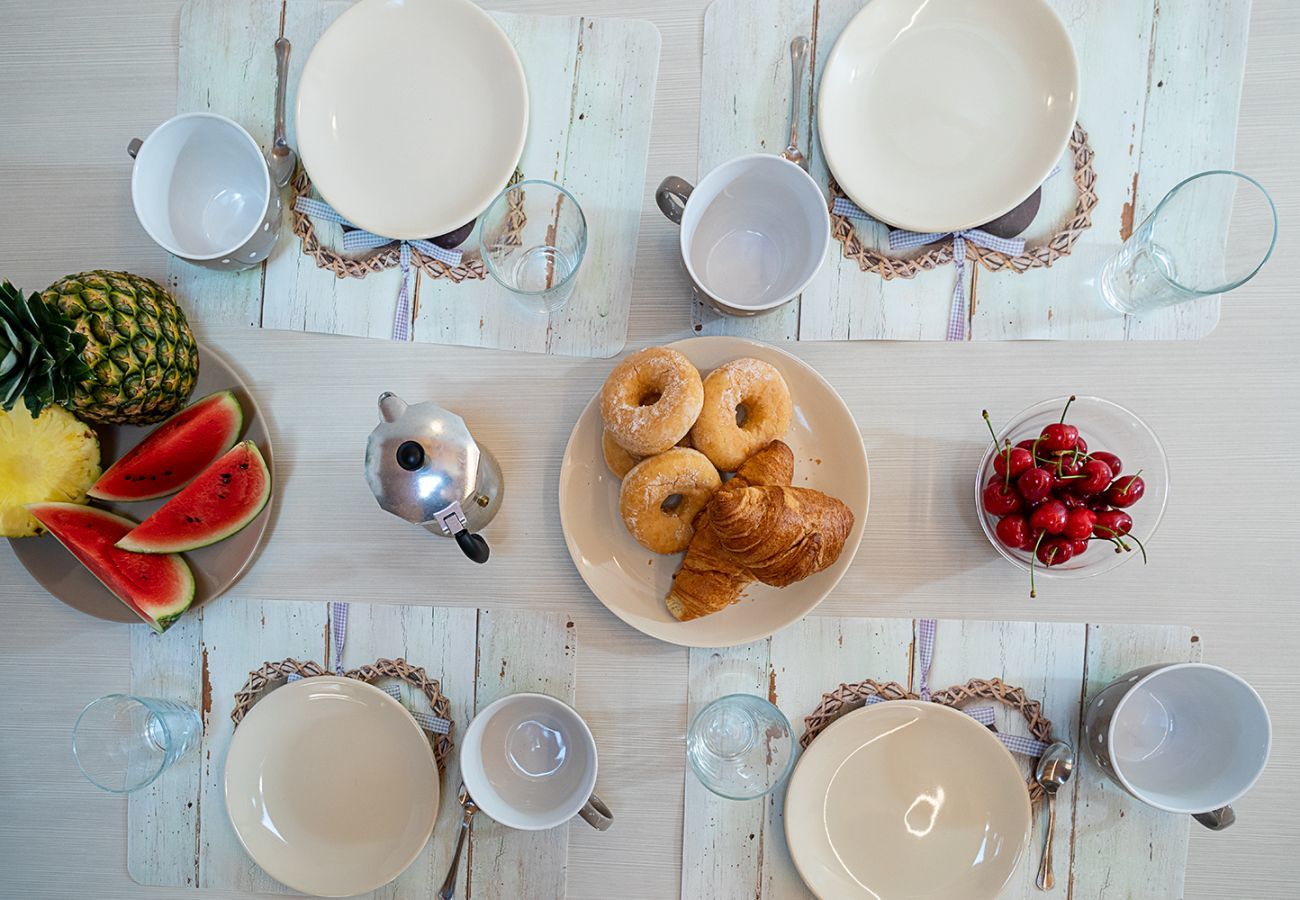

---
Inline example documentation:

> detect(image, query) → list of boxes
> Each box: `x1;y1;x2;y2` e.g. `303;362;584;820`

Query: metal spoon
1034;742;1075;891
436;785;478;900
781;36;810;171
269;37;296;188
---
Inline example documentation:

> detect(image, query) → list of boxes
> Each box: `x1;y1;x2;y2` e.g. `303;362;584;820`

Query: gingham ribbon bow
293;197;463;342
286;601;451;736
832;198;1025;341
865;618;1048;758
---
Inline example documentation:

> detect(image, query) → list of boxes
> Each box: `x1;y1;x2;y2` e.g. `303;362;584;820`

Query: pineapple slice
0;405;101;537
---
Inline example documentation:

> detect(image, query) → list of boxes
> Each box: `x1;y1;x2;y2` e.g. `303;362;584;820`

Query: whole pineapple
0;272;199;425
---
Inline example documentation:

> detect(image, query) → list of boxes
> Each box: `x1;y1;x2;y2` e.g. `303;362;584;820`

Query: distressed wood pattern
180;0;660;358
128;599;577;898
682;616;1199;899
695;0;1251;341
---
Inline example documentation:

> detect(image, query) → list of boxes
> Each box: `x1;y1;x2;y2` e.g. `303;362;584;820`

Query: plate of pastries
559;337;869;647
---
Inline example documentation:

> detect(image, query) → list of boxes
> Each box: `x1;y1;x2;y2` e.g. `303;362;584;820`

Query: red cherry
1093;509;1134;538
995;515;1030;550
1016;467;1053;504
1036;538;1074;567
1105;474;1146;508
1039;423;1079;454
1050;452;1083;489
1090;451;1122;476
1063;508;1098;541
1015;438;1039;456
1074;436;1089;455
1058;490;1089;509
1076;459;1115;495
994;446;1034;479
1030;500;1069;534
982;482;1022;516
1070;539;1091;556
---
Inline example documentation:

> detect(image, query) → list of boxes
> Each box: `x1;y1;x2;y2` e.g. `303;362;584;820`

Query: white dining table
0;0;1296;897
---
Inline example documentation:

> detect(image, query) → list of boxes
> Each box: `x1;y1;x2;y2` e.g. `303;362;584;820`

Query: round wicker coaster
289;166;526;285
800;677;1056;801
830;122;1099;279
230;657;455;772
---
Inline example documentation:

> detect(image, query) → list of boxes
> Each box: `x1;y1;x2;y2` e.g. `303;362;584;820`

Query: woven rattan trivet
230;656;455;772
801;676;1057;801
829;122;1099;279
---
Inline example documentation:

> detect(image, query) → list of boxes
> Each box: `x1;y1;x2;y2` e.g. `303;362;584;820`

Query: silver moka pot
364;392;503;563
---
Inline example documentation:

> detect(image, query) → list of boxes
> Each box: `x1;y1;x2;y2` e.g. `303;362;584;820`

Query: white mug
459;692;612;831
656;153;829;317
1084;662;1271;830
128;112;281;271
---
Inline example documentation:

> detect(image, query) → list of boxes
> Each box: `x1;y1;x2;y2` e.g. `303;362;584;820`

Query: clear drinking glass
478;179;587;314
1099;170;1277;315
686;694;794;800
72;694;202;793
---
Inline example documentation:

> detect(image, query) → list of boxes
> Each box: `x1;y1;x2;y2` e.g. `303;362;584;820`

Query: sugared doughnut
603;430;643;479
690;358;792;471
600;347;704;456
619;448;722;554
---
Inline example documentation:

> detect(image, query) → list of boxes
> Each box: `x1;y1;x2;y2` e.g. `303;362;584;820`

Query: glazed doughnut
603;430;643;479
600;347;704;456
619;448;722;554
690;358;793;471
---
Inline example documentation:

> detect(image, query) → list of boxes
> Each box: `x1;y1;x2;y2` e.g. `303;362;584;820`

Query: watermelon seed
164;470;172;476
239;463;249;470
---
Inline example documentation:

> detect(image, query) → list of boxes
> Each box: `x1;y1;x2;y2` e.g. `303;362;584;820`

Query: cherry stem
1059;394;1077;424
1117;469;1144;497
1031;435;1045;465
1095;526;1138;557
1003;440;1013;490
1030;531;1046;599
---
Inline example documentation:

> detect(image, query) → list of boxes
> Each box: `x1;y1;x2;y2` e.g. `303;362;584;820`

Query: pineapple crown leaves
0;279;91;416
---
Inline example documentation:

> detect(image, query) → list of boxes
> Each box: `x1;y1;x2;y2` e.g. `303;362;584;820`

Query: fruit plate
10;345;272;624
558;336;869;648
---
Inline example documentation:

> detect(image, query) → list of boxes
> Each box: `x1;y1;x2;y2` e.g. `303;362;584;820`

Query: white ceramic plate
817;0;1079;232
558;337;869;648
785;702;1031;899
224;677;439;897
295;0;529;239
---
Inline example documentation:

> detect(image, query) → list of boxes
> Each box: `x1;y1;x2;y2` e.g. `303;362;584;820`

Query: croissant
665;441;793;621
709;485;854;588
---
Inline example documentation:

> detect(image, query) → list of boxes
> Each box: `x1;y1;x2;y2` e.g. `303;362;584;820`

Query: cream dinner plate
295;0;528;239
785;702;1032;899
817;0;1079;233
558;337;869;648
224;677;439;897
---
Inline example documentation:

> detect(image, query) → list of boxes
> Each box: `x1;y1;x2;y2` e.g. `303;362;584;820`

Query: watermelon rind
116;441;271;554
25;502;195;633
89;390;244;502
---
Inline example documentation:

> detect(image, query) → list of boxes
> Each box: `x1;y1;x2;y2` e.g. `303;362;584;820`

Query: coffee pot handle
1192;806;1235;830
455;531;490;564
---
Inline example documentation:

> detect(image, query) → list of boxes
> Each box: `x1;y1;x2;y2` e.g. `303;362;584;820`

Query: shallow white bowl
295;0;528;239
818;0;1079;232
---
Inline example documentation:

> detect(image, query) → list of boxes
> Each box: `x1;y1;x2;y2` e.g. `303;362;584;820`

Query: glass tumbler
686;694;794;800
72;694;202;793
478;179;587;314
1099;170;1277;315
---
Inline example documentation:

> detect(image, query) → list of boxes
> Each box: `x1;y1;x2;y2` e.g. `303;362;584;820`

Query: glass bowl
976;396;1169;581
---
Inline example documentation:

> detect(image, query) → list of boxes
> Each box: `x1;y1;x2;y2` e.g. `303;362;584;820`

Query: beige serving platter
10;345;273;624
224;677;440;897
784;702;1032;899
558;336;869;648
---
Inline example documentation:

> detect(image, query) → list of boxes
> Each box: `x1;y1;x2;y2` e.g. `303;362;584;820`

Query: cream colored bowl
558;337;869;648
295;0;528;239
224;677;439;897
785;702;1031;899
818;0;1078;232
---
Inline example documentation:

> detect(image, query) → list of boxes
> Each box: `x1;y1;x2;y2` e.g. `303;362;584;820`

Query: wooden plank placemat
173;0;659;358
692;0;1250;341
128;598;576;899
682;616;1202;899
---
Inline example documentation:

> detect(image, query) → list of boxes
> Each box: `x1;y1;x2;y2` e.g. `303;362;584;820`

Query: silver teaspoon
436;785;478;900
1034;742;1075;891
269;37;296;188
781;36;810;171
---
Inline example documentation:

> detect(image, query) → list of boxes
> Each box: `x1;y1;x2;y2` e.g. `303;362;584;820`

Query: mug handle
1193;805;1236;830
577;792;613;831
127;138;143;159
655;176;694;225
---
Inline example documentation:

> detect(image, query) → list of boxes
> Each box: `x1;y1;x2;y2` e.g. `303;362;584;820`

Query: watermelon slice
25;502;195;633
89;390;243;502
117;441;271;554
